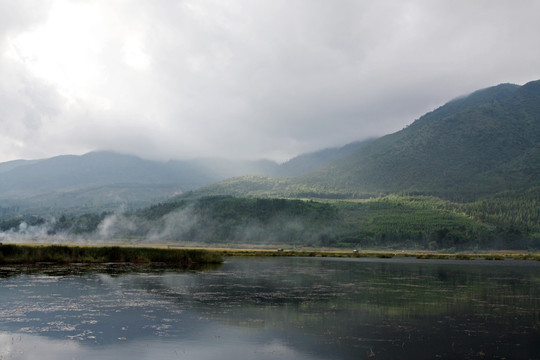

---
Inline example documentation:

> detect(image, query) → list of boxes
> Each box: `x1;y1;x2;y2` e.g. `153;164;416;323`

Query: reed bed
1;244;537;265
0;244;223;267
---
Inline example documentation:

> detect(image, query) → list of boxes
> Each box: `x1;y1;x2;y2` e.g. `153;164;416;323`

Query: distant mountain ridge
0;140;369;214
191;79;540;200
0;152;174;197
273;139;373;177
3;79;539;215
0;159;39;174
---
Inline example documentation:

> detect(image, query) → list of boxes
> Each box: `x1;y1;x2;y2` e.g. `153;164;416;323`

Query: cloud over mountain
1;0;540;162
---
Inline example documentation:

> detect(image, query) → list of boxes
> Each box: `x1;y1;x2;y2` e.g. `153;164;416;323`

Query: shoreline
1;243;538;264
0;244;223;266
208;248;540;261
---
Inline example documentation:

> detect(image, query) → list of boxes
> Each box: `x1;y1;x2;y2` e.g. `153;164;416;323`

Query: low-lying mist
0;197;338;247
3;196;535;251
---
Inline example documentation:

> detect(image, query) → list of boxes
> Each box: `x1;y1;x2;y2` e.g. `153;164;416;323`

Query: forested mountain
2;80;539;250
298;80;540;199
146;80;539;249
193;80;540;201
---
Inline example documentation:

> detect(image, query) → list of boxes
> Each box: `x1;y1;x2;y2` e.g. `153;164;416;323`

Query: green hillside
297;80;540;199
178;80;540;243
192;80;540;201
5;194;534;250
139;196;504;249
2;80;539;251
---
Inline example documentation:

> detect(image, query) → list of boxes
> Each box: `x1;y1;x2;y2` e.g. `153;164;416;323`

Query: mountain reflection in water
0;257;539;359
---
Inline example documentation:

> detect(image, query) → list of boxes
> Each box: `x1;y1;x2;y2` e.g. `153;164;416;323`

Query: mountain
164;141;373;189
3;80;539;249
272;139;373;177
0;159;39;174
300;80;540;199
166;158;279;191
0;152;182;214
0;152;174;197
191;80;540;201
0;139;371;215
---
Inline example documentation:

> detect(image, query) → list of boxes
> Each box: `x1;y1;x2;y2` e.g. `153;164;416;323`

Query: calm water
0;257;539;359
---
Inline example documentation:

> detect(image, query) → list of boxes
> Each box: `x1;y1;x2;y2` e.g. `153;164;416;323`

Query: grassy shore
0;244;223;267
1;244;537;265
208;248;540;261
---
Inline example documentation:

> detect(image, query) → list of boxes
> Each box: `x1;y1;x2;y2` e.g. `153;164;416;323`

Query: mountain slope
0;152;185;214
294;80;540;199
0;159;39;174
189;80;540;201
272;139;373;177
166;158;279;191
0;151;179;198
0;139;373;214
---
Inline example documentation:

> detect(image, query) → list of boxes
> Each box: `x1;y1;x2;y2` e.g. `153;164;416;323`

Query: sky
1;0;539;163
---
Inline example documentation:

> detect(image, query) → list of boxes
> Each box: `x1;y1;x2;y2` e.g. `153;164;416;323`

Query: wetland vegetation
0;244;223;267
2;243;537;268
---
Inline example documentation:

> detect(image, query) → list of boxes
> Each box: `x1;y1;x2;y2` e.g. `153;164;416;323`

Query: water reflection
0;332;318;360
0;257;539;359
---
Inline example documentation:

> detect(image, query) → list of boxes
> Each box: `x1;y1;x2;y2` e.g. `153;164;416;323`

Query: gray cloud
1;0;539;162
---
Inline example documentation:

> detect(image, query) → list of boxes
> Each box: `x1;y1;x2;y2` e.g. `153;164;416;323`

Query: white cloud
1;0;540;162
6;0;105;102
122;36;151;70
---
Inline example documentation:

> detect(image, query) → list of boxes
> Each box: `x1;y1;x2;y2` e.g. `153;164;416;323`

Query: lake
0;257;539;359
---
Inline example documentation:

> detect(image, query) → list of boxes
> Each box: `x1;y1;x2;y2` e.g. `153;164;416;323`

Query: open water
0;257;539;359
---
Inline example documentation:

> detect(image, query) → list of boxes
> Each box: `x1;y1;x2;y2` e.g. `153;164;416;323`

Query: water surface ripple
0;257;539;359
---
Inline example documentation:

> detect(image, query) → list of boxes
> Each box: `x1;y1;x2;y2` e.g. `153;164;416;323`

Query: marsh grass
1;244;537;265
0;244;223;267
210;248;540;261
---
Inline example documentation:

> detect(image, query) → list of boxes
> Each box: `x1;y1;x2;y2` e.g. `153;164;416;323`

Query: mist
0;199;336;248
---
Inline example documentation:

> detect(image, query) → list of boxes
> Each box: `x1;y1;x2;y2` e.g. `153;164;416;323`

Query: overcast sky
1;0;539;163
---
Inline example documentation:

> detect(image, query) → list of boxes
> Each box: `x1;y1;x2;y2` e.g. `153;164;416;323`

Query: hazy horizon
0;138;370;164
